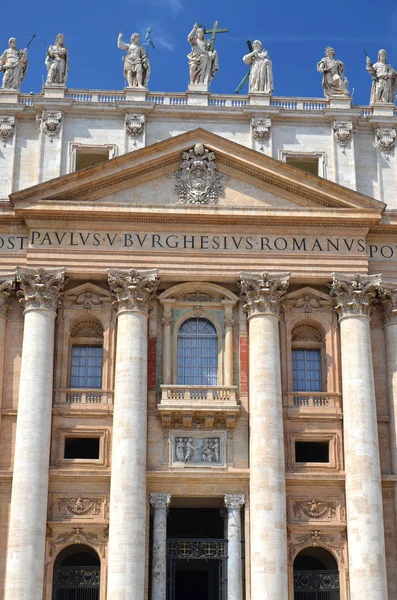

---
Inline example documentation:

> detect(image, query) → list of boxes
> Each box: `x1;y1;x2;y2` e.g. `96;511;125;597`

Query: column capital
149;493;171;509
238;271;290;318
378;283;397;325
329;272;381;319
108;268;159;315
16;267;66;313
0;275;15;318
224;493;245;509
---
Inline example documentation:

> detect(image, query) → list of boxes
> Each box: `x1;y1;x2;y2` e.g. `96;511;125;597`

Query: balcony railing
161;385;237;403
284;392;342;414
55;389;113;406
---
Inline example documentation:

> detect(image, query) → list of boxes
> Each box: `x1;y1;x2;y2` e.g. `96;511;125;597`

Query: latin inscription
0;231;396;260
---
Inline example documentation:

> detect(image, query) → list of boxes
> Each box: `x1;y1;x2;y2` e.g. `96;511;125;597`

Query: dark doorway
294;547;340;600
52;544;100;600
174;559;220;600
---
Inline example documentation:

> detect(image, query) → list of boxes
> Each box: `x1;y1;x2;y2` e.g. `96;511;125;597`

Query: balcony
54;389;113;413
157;385;240;430
284;392;342;418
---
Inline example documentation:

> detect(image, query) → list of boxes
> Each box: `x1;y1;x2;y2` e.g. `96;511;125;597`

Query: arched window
52;544;100;599
294;547;340;599
291;325;323;392
70;320;104;389
177;317;218;385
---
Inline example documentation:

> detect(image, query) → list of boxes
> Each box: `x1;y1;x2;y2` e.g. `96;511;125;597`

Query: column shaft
224;320;233;386
224;494;245;600
162;318;172;384
150;494;171;600
107;310;149;598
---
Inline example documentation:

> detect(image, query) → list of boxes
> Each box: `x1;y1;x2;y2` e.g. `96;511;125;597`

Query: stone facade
0;86;397;600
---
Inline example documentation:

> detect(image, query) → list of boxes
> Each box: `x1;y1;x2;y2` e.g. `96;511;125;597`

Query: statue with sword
0;34;35;90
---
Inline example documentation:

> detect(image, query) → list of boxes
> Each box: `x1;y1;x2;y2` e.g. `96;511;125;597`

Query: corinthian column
107;268;159;600
239;271;289;600
149;493;171;600
224;494;245;600
4;267;65;600
330;273;387;600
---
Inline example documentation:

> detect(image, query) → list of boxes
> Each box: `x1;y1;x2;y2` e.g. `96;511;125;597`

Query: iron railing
294;570;340;599
167;538;228;560
53;567;100;600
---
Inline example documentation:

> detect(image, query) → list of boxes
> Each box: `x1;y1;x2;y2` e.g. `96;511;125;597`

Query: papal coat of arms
171;143;226;205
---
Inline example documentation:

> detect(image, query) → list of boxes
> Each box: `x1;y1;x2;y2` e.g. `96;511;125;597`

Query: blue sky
3;0;397;105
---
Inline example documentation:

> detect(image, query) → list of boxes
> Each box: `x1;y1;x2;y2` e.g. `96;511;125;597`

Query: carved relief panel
288;496;345;524
170;431;227;467
48;493;109;521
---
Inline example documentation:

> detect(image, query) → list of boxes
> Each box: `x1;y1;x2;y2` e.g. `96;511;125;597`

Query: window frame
290;324;326;393
56;428;108;467
68;143;117;173
70;344;103;389
279;150;327;178
292;347;323;392
288;432;339;472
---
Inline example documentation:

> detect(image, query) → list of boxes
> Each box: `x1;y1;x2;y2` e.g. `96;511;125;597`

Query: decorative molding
0;116;15;147
293;293;323;313
0;275;15;318
329;272;381;319
182;292;213;302
224;493;245;509
16;267;66;312
125;113;145;143
171;143;226;205
149;493;171;509
378;283;397;325
288;528;346;563
375;128;396;154
293;500;337;520
38;111;62;141
333;121;352;150
74;291;103;311
48;526;108;557
71;319;103;338
58;497;101;516
291;324;322;342
252;118;271;149
238;271;290;317
107;268;159;314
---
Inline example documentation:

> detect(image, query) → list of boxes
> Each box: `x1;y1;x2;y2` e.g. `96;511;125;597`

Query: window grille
292;349;322;392
70;346;103;389
177;318;218;385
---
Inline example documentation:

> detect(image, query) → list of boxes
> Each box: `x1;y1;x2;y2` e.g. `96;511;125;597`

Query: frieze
170;431;226;467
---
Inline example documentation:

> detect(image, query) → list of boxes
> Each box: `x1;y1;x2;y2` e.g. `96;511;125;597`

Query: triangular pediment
9;128;385;222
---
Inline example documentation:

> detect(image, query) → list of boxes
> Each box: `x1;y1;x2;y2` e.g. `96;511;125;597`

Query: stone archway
293;547;340;600
52;544;100;599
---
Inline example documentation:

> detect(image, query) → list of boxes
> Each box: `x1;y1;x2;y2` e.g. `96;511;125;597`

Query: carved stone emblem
333;121;352;149
329;272;381;318
107;268;159;314
375;128;396;153
75;291;103;311
16;267;66;312
125;113;145;143
173;436;222;465
252;118;271;149
182;292;213;302
0;116;15;147
48;527;107;557
239;271;290;317
172;143;226;205
294;294;322;313
293;499;337;519
38;111;62;141
58;497;101;516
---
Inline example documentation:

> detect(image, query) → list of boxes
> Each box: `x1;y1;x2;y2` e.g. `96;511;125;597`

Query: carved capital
125;113;145;143
238;271;290;317
38;111;62;141
333;121;352;149
252;118;271;149
329;272;381;319
107;268;159;314
224;493;245;509
0;116;15;147
378;283;397;325
149;493;171;509
16;267;66;313
376;128;396;153
0;275;15;318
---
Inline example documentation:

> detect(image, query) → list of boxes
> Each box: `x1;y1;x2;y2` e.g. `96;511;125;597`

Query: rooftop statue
187;22;227;87
117;32;150;88
45;34;69;85
366;49;397;105
0;38;28;90
317;47;349;97
242;40;273;94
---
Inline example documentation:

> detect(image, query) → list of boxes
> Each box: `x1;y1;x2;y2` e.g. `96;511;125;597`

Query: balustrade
284;392;342;414
55;389;113;406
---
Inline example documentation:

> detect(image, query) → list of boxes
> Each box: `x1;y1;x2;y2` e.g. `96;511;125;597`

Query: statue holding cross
187;21;227;87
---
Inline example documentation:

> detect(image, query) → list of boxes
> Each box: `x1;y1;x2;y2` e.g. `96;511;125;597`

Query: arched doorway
52;544;100;599
294;547;340;599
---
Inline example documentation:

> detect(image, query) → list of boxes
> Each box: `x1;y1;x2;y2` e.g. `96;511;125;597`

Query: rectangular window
292;349;322;392
75;148;110;171
70;346;102;389
64;437;100;459
285;156;319;176
295;441;329;463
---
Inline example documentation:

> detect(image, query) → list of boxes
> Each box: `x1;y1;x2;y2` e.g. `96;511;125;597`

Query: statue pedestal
43;85;66;99
124;87;147;102
0;89;19;104
249;93;271;106
187;83;210;106
329;95;352;109
372;102;395;117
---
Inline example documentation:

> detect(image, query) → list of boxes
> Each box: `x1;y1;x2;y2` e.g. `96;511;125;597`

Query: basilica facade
1;81;397;600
